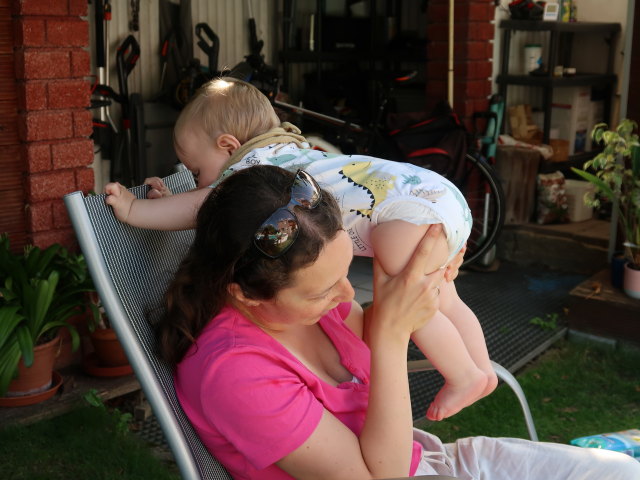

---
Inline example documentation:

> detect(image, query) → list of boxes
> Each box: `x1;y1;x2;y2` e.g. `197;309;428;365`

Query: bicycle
270;77;506;267
183;19;505;267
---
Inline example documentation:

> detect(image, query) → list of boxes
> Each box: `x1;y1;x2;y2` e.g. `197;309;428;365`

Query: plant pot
5;334;61;397
610;252;627;289
89;328;130;367
623;263;640;300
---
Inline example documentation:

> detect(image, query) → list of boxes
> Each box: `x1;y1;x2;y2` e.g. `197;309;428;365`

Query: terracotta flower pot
89;328;129;367
6;334;61;396
623;263;640;300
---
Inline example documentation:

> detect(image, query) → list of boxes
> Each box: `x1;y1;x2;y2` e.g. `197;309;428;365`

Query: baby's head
173;77;281;187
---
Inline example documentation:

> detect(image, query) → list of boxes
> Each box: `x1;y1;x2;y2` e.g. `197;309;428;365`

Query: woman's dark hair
157;165;343;366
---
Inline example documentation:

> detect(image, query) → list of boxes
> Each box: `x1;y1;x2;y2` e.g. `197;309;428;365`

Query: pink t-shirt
175;302;422;479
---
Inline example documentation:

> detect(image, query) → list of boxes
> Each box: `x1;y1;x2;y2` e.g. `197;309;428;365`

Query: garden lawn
416;340;640;444
0;403;180;480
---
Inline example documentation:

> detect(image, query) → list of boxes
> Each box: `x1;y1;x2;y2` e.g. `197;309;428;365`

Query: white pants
413;428;640;479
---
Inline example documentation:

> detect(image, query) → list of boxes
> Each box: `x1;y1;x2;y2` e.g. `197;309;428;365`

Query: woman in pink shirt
157;165;640;480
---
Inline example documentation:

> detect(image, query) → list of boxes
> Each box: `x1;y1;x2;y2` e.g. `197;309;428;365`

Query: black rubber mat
408;260;586;420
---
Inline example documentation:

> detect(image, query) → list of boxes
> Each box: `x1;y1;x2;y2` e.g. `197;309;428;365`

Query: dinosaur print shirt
214;143;472;260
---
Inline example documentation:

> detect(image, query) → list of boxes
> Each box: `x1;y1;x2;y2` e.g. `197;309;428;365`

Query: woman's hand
444;243;466;282
370;224;446;339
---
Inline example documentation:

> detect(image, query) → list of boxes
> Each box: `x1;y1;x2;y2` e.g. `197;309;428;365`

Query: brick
69;0;88;17
46;19;88;47
19;111;73;141
427;24;449;43
27;170;76;202
19;50;70;79
73;109;93;137
0;110;19;146
52;198;71;227
426;41;449;61
24;142;51;172
427;3;449;23
75;166;95;194
17;81;46;110
47;79;90;109
455;41;492;61
457;60;493;80
469;22;496;41
71;49;90;77
427;60;448;78
449;2;495;22
15;18;45;46
51;138;93;168
26;201;53;231
30;228;77;251
460;78;492;99
15;0;68;16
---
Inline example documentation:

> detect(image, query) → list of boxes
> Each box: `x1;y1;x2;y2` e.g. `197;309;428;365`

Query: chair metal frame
64;169;536;480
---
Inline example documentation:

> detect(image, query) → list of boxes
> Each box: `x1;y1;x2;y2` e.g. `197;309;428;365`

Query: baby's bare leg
371;220;489;420
411;312;488;421
439;280;498;400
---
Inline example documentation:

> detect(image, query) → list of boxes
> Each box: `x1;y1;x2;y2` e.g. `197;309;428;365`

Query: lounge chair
64;169;536;479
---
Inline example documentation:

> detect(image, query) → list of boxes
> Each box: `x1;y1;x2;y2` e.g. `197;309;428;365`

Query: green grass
0;404;180;480
2;339;638;478
416;340;640;444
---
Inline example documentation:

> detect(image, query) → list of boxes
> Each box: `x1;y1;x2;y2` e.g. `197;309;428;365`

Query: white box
551;87;593;155
564;179;595;222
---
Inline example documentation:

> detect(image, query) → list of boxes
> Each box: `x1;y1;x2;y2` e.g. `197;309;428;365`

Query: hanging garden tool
109;35;147;186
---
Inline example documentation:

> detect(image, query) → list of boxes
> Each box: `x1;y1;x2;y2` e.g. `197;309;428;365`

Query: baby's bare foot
426;369;488;421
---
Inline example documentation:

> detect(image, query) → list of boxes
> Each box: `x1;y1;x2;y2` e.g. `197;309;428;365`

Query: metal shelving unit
496;19;621;172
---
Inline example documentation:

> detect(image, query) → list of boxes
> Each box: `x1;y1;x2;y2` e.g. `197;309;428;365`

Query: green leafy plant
0;234;96;396
529;313;559;331
571;119;640;267
83;388;133;436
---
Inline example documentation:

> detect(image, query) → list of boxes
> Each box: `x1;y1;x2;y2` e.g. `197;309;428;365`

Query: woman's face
253;230;355;330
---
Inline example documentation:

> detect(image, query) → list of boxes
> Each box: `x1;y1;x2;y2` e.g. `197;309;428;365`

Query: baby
105;77;497;421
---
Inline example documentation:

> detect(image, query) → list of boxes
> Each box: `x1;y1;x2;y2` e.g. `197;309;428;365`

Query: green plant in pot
0;234;95;399
571;119;640;298
84;295;130;373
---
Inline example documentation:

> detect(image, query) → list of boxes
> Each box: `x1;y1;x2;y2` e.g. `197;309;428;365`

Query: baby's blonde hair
174;77;280;147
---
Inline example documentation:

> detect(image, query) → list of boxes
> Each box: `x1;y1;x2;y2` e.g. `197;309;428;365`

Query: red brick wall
425;0;495;128
3;0;94;251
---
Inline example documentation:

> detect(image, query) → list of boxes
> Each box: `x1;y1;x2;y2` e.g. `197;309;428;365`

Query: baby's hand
104;182;135;223
144;177;172;199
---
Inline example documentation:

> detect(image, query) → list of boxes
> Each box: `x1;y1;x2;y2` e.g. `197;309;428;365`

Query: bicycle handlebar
273;100;365;133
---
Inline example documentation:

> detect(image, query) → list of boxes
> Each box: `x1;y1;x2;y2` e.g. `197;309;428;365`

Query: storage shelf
497;19;620;160
499;19;621;34
280;49;426;64
539;151;597;173
496;73;617;88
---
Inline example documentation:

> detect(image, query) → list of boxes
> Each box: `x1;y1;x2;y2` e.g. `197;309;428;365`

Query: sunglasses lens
254;208;299;258
291;171;321;208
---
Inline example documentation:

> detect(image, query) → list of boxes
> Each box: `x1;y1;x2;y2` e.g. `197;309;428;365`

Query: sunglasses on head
253;169;322;258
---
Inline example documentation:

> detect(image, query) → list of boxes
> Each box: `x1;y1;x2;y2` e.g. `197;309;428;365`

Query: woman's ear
227;283;260;307
217;134;241;156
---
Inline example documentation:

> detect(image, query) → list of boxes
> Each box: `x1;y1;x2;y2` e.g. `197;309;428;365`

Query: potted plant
0;235;94;404
571;119;640;299
83;295;132;377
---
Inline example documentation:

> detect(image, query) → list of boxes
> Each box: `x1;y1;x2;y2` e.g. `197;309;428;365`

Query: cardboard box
564;179;594;222
551;87;593;155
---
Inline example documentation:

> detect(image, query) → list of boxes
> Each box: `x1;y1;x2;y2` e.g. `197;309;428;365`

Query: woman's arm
277;225;445;479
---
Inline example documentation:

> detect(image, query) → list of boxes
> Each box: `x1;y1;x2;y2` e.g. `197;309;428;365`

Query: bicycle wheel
454;153;505;266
